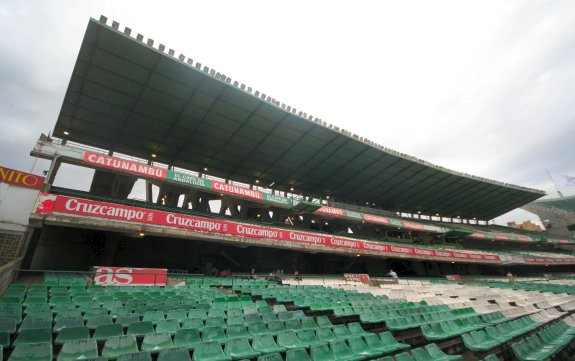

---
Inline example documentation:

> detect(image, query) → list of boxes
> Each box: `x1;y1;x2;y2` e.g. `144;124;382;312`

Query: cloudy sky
1;0;574;225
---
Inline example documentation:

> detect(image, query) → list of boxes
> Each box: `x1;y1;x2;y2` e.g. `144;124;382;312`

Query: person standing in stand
387;269;398;283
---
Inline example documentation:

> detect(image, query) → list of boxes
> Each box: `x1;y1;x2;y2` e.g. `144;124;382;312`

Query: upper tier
53;18;544;220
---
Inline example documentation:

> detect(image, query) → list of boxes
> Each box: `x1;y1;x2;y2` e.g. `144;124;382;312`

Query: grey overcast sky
0;0;574;225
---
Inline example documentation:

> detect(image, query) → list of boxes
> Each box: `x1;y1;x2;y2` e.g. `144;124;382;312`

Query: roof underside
52;19;544;220
533;196;575;214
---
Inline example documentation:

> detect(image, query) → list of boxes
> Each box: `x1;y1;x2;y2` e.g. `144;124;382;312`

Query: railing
0;257;22;295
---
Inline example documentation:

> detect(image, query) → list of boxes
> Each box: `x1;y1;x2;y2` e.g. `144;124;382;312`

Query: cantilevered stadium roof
532;196;575;214
52;18;545;220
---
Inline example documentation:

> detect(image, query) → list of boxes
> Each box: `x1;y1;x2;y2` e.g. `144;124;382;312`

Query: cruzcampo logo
262;193;294;207
167;171;212;189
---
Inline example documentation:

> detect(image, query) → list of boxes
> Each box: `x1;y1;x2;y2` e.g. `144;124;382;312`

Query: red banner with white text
93;266;168;286
31;194;513;263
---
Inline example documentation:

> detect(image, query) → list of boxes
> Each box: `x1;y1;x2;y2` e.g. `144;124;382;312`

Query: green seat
78;358;108;361
301;319;318;330
424;344;463;361
53;317;84;332
378;331;410;352
226;316;245;327
267;321;286;335
116;314;141;328
205;317;226;328
481;356;499;361
58;339;99;361
285;320;303;332
296;330;322;347
117;352;152;361
347;336;381;358
375;357;393;361
182;318;204;331
156;319;181;334
18;318;52;332
286;348;312;361
14;329;51;345
143;311;165;324
193;341;232;361
141;332;174;352
332;325;352;339
227;325;251;340
224;337;261;360
277;312;293;322
0;318;17;334
158;347;192;361
175;328;202;349
248;322;269;336
257;353;283;361
363;334;391;354
102;335;139;358
127;321;154;336
395;352;415;361
310;343;336;361
277;330;305;349
316;328;338;343
86;315;113;329
0;331;9;347
347;323;368;336
203;326;227;343
23;310;52;320
94;324;124;340
261;314;278;323
244;314;262;324
8;342;52;361
252;334;286;354
411;347;435;361
55;326;90;345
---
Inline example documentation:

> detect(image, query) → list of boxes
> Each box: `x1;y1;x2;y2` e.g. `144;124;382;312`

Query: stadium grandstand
0;16;574;361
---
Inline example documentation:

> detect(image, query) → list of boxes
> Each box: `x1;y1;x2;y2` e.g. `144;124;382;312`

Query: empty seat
156;319;181;334
14;329;52;345
116;314;140;328
347;336;381;358
310;343;337;361
127;321;154;336
117;352;152;361
224;337;261;359
378;331;410;352
257;353;283;361
227;325;251;340
55;326;90;345
174;328;202;349
277;330;305;349
252;334;286;354
193;341;232;361
94;324;124;341
8;342;52;361
141;332;174;352
286;348;312;361
202;326;227;343
424;343;463;361
158;347;192;361
58;339;99;361
102;335;139;358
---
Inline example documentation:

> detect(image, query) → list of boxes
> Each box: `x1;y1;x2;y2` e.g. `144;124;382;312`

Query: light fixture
417;211;421;214
356;254;361;257
457;215;461;219
63;131;70;136
325;222;329;225
435;213;440;217
151;154;157;158
257;214;261;218
204;167;208;171
255;179;260;184
326;196;330;199
290;187;294;191
138;232;145;237
451;261;455;264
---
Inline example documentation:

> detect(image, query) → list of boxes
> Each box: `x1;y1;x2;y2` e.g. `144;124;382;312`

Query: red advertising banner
344;273;371;284
211;180;263;200
83;152;167;179
0;166;45;190
93;266;168;286
33;194;509;263
316;206;345;217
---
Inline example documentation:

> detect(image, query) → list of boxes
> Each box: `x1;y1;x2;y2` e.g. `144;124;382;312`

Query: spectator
507;271;515;283
250;268;256;279
387;269;398;283
294;270;302;281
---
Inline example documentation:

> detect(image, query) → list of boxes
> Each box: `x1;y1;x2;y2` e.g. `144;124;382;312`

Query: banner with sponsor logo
344;273;371;284
315;206;449;234
93;266;167;286
0;166;45;190
84;152;167;179
32;193;512;263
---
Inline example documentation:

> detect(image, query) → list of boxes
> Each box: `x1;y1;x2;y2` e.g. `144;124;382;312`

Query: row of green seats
386;343;462;361
511;319;575;361
462;316;542;352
